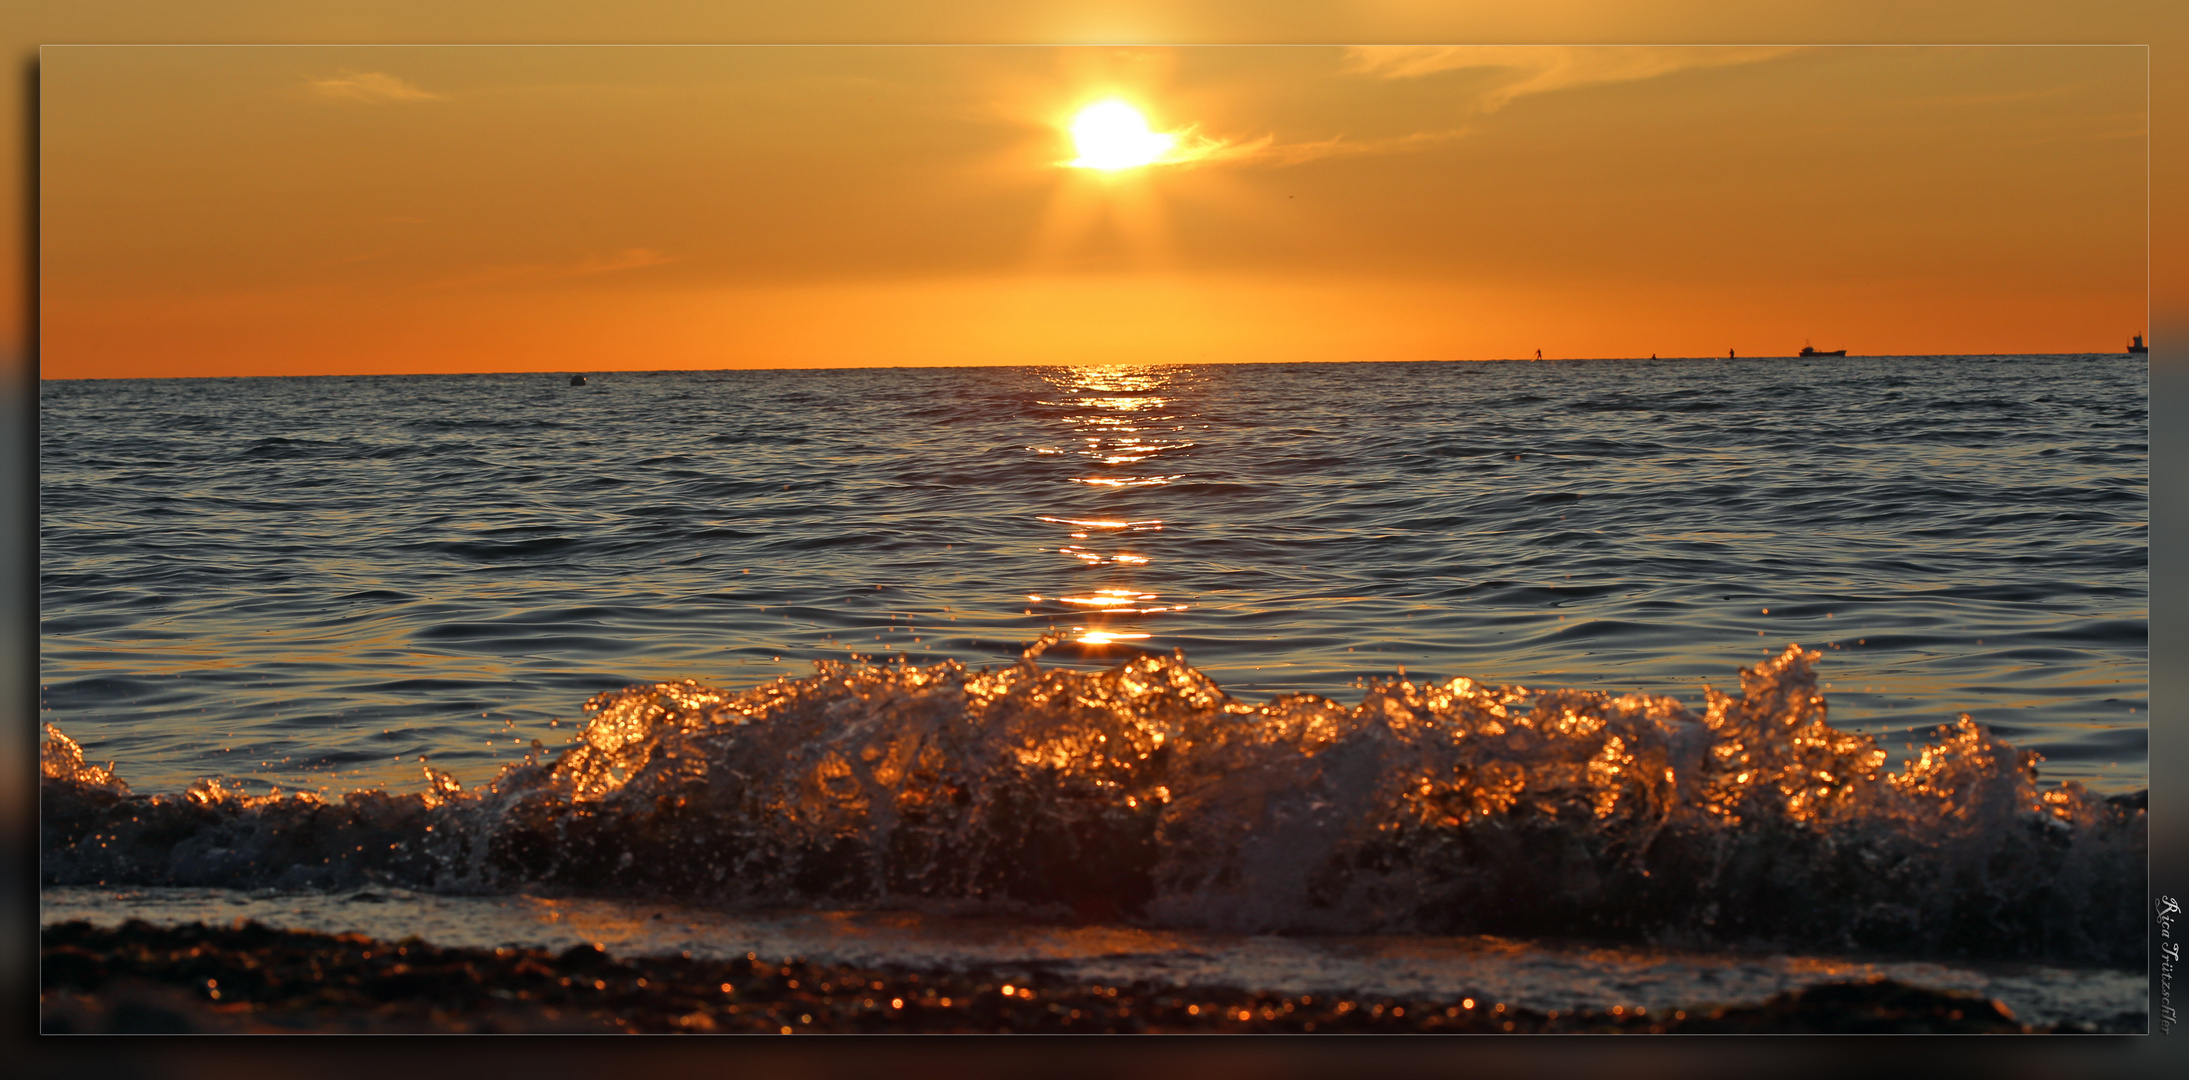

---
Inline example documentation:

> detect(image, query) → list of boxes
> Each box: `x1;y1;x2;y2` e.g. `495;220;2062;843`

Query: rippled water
40;356;2147;797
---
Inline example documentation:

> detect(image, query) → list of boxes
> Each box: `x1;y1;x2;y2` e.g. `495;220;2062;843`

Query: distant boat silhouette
1799;343;1847;357
2128;335;2147;354
570;375;588;386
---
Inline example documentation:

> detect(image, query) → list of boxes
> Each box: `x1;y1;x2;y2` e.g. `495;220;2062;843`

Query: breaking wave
42;642;2145;966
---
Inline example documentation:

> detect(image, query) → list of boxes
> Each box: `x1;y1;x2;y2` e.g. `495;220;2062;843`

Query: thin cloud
1249;128;1471;167
309;71;445;104
1343;45;1797;112
1072;126;1459;172
1147;128;1274;169
423;248;676;290
1170;46;1797;169
1118;125;1472;171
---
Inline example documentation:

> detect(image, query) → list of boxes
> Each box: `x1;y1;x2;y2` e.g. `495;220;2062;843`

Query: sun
1067;100;1176;171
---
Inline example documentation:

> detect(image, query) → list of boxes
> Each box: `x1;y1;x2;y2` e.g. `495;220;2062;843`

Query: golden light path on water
1033;366;1201;647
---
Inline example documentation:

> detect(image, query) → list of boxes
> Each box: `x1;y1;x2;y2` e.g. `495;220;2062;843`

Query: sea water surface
39;355;2149;1023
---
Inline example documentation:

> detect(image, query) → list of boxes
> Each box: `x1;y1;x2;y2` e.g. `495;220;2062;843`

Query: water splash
40;642;2145;965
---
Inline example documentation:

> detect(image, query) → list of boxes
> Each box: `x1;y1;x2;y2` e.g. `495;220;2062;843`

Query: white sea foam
42;641;2145;967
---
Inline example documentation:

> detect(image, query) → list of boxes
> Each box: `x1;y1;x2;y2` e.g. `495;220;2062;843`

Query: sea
38;355;2150;1027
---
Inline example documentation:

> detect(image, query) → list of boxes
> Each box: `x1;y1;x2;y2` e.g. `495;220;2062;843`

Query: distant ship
1799;344;1847;357
2128;335;2147;354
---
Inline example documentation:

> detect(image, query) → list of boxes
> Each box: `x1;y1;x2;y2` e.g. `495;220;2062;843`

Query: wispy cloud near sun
1343;45;1797;111
1196;46;1799;169
308;71;444;104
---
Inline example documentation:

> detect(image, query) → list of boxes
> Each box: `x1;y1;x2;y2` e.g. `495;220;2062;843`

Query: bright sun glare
1068;100;1175;170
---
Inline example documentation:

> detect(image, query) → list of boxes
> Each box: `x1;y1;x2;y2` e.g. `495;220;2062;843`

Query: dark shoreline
39;920;2141;1034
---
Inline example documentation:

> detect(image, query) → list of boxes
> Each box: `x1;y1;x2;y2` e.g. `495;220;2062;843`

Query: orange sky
33;41;2153;377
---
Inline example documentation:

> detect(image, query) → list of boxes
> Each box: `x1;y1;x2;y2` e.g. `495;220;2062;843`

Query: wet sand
40;920;2136;1034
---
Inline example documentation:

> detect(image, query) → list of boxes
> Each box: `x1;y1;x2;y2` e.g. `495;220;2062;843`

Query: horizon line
36;351;2151;381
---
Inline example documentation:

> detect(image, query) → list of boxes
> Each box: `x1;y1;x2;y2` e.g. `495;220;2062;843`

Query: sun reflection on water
1027;365;1205;651
1078;631;1151;645
1070;476;1181;488
1036;517;1164;530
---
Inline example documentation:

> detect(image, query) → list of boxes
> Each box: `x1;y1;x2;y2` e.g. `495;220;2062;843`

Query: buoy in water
569;375;588;386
